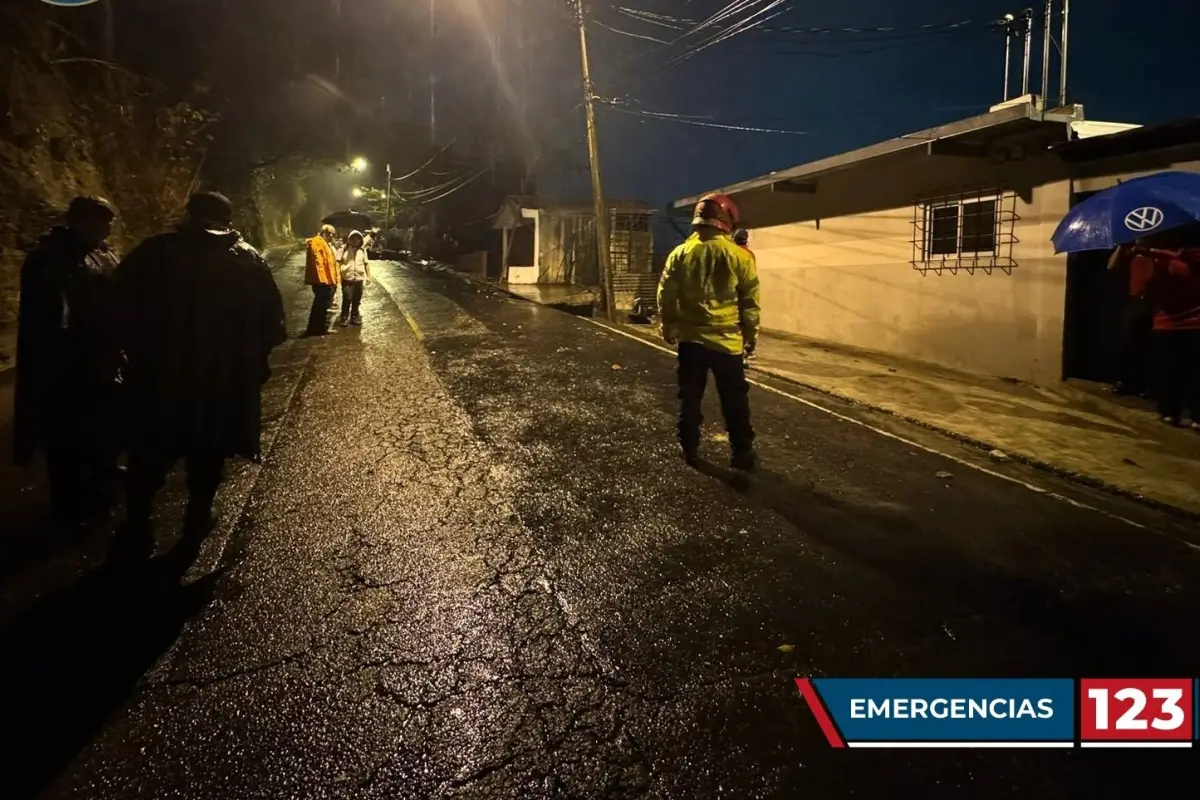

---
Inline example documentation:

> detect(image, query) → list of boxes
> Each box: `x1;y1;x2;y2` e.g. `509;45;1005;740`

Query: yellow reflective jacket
305;236;339;286
657;230;761;354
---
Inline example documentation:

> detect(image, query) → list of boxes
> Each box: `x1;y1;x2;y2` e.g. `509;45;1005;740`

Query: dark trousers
125;448;225;527
1153;329;1200;421
1116;297;1153;394
677;341;754;454
42;381;124;525
306;284;335;334
340;280;364;323
45;439;120;525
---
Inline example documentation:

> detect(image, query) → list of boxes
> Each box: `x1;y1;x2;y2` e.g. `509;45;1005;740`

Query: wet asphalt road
10;254;1200;798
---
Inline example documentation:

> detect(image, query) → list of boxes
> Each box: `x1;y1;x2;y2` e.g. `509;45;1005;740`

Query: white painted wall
509;208;541;284
752;181;1069;383
751;156;1200;384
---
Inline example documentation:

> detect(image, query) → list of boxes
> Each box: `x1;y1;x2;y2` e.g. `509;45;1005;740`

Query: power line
390;140;456;183
593;18;671;44
739;27;989;58
593;8;982;101
611;105;807;135
601;0;781;75
614;5;977;38
417;167;490;204
651;0;791;73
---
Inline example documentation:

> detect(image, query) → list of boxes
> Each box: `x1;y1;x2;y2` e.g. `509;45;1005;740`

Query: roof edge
673;101;1078;208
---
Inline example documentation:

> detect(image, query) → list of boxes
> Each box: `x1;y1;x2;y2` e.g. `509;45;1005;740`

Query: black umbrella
322;210;374;229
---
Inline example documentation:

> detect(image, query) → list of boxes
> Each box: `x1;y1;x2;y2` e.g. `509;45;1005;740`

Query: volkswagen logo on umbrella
1124;206;1165;233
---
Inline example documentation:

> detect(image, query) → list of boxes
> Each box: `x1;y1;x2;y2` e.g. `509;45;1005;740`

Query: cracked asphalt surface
8;252;1200;799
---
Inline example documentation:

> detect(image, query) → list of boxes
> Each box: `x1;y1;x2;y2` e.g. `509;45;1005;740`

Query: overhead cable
651;0;790;71
389;140;456;183
417;167;490;205
611;105;806;135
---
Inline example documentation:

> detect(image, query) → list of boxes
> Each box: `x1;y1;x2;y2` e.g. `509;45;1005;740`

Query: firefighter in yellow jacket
657;193;761;470
304;224;340;336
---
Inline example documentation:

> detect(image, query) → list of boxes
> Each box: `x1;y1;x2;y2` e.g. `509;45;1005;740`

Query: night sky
568;0;1200;208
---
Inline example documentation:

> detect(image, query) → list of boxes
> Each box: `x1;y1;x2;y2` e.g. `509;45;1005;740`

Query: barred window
613;213;650;232
924;199;997;259
912;191;1017;275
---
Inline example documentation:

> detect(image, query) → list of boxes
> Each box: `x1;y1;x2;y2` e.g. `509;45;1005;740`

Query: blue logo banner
813;678;1075;742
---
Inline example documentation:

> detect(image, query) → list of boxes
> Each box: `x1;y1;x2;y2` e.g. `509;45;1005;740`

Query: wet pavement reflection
10;255;1199;799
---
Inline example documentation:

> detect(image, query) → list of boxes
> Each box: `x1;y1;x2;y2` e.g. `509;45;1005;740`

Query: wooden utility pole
429;0;438;145
103;0;115;61
575;1;617;321
385;163;393;232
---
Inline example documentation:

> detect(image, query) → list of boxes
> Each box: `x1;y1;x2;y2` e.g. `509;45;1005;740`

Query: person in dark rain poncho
13;196;126;528
110;192;286;562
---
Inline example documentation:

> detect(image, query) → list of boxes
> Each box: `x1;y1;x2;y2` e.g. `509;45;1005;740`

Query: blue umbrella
1051;171;1200;254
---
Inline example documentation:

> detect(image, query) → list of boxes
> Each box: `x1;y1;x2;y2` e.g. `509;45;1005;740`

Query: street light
351;187;364;199
351;156;368;172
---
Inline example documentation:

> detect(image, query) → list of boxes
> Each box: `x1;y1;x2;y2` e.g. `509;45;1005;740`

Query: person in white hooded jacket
337;230;371;326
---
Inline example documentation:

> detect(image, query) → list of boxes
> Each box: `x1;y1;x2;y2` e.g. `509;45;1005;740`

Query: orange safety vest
305;236;339;286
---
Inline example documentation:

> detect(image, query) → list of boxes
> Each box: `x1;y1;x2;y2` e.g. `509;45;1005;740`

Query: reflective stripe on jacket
305;236;339;286
657;229;761;355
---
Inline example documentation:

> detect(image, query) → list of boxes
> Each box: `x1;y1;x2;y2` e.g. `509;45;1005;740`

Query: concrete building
491;196;656;310
674;99;1200;386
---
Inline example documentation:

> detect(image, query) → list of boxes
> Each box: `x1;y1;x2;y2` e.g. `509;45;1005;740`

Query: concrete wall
456;251;487;276
752;179;1070;383
509;208;540;285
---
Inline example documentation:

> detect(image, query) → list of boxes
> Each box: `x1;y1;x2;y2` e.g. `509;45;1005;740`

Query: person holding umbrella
1106;238;1155;397
1140;231;1200;428
1052;172;1200;430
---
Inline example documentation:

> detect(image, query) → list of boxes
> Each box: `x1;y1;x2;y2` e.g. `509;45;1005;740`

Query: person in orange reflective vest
304;224;340;336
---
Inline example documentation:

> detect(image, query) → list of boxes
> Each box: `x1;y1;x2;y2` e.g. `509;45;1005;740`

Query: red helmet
692;193;740;234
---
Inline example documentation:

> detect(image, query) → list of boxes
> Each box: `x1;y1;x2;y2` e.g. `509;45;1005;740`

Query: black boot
108;519;156;564
731;447;758;472
183;498;217;536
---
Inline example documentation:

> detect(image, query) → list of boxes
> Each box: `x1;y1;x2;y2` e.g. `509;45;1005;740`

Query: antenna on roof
1059;0;1071;108
991;14;1017;101
992;10;1037;105
1019;8;1034;96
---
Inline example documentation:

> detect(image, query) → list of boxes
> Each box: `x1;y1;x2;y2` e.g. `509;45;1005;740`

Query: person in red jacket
1107;241;1154;396
1134;239;1200;428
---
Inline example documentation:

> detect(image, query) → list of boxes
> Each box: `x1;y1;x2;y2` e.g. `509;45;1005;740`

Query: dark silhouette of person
1108;241;1154;396
13;196;125;529
110;192;286;562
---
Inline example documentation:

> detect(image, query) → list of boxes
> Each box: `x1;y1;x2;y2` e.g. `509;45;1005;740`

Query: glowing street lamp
351;187;364;199
350;156;369;172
